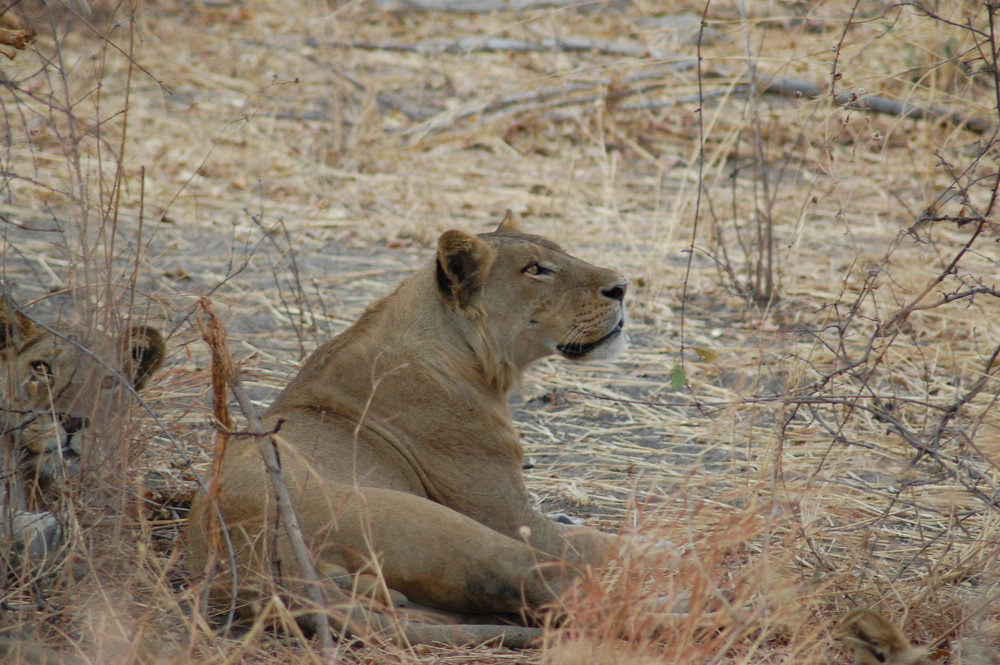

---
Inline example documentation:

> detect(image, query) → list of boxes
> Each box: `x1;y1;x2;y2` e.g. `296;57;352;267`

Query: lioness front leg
553;521;618;562
509;505;617;568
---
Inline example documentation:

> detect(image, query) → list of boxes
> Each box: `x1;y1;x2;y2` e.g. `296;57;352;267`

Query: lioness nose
602;281;627;302
60;416;88;434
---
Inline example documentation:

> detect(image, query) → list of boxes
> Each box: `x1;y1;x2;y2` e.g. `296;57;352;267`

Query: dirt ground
1;0;999;663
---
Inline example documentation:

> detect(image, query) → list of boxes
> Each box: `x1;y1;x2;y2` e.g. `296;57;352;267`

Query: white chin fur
583;329;626;361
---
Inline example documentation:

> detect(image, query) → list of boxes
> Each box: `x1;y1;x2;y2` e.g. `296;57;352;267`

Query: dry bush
0;0;997;663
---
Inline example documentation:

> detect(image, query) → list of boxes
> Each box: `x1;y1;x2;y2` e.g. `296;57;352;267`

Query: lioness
0;298;166;554
187;212;628;645
0;298;166;665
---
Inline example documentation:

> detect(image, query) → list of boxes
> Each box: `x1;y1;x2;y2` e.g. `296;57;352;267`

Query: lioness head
435;211;627;381
0;303;165;496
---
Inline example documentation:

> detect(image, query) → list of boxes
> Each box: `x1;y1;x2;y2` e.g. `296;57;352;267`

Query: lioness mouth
557;319;624;359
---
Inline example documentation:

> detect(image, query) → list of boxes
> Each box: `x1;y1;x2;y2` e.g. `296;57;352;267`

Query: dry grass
1;0;998;663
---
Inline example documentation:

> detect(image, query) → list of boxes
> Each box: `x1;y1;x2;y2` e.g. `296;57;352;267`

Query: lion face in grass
0;307;165;498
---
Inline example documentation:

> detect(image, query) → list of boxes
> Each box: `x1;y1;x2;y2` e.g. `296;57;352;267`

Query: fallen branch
406;70;991;141
760;75;993;133
403;62;697;140
344;36;688;60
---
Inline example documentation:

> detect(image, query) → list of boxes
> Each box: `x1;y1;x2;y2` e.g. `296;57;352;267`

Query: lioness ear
121;326;166;390
839;609;932;665
0;297;37;351
496;209;523;233
436;230;496;307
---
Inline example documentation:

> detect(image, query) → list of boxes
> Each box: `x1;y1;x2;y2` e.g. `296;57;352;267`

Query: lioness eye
524;263;551;276
30;360;52;377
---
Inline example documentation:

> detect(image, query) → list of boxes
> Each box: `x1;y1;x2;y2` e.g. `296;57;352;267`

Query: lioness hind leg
298;485;583;617
251;488;565;647
189;464;585;645
313;559;549;647
274;482;579;615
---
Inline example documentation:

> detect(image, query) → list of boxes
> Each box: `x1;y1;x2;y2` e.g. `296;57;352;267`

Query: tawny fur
841;609;937;665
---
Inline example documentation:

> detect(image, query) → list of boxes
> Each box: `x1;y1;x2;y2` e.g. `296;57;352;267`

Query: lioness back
187;212;627;645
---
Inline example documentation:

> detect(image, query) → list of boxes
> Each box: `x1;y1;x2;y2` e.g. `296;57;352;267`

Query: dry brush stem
195;298;338;661
194;299;234;560
776;2;1000;514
